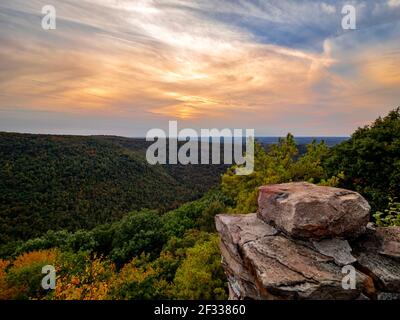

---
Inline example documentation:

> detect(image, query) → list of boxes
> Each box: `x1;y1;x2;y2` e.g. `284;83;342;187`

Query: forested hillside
0;133;227;244
0;108;399;300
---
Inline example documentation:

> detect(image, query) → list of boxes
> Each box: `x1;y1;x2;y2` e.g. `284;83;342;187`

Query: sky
0;0;399;136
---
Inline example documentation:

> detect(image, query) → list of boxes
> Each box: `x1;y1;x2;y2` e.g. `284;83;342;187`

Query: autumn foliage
0;249;57;299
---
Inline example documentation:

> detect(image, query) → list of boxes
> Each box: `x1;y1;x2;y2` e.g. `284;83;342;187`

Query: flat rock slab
215;214;278;299
312;239;357;266
215;213;278;249
257;182;370;240
242;235;365;299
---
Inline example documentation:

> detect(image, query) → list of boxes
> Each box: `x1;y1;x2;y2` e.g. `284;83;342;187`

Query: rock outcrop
216;182;400;300
258;182;370;240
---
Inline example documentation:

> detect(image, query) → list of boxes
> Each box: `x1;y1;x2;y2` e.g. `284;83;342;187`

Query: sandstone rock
356;293;370;300
367;222;376;231
241;234;366;299
257;182;370;240
215;214;277;299
312;239;357;266
215;213;278;254
377;292;400;300
351;227;400;292
216;183;400;300
376;227;400;259
216;213;370;300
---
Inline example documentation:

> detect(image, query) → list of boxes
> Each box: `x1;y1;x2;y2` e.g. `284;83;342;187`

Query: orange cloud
0;0;399;136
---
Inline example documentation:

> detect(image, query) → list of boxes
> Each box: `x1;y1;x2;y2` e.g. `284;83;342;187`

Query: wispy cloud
388;0;400;8
0;0;399;136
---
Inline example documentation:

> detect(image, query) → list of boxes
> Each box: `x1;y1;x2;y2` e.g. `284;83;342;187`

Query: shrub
326;107;400;212
54;251;115;300
3;249;58;299
373;197;400;227
108;255;171;300
173;235;227;300
110;210;166;266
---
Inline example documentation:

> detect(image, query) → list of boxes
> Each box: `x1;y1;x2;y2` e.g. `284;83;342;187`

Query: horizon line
0;131;350;139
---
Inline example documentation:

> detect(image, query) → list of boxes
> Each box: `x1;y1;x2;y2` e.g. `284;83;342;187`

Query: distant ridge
256;136;348;147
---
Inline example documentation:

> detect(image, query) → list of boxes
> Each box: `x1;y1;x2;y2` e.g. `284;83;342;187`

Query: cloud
388;0;400;7
321;3;336;14
0;0;399;136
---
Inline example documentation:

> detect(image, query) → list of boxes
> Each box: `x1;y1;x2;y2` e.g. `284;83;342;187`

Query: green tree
110;210;166;266
222;133;334;213
173;235;227;300
326;107;400;212
3;249;58;299
289;140;330;182
108;254;171;300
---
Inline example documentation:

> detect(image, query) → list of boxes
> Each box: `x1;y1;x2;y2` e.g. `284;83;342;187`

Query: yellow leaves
107;255;173;300
11;249;58;269
0;249;117;300
118;259;155;282
173;235;227;300
55;277;110;300
0;233;225;300
0;249;58;300
54;256;115;300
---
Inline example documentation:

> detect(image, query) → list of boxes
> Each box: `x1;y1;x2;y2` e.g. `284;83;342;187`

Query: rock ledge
216;183;400;300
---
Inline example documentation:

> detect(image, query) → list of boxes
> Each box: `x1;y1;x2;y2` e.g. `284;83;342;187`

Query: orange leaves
1;249;172;300
0;259;10;299
12;249;57;269
54;255;115;300
0;249;58;299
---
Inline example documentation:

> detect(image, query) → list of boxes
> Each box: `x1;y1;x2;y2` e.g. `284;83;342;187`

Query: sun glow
1;0;399;134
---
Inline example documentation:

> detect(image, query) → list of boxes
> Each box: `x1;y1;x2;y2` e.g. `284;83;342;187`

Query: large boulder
216;183;400;300
216;213;372;300
257;182;370;240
